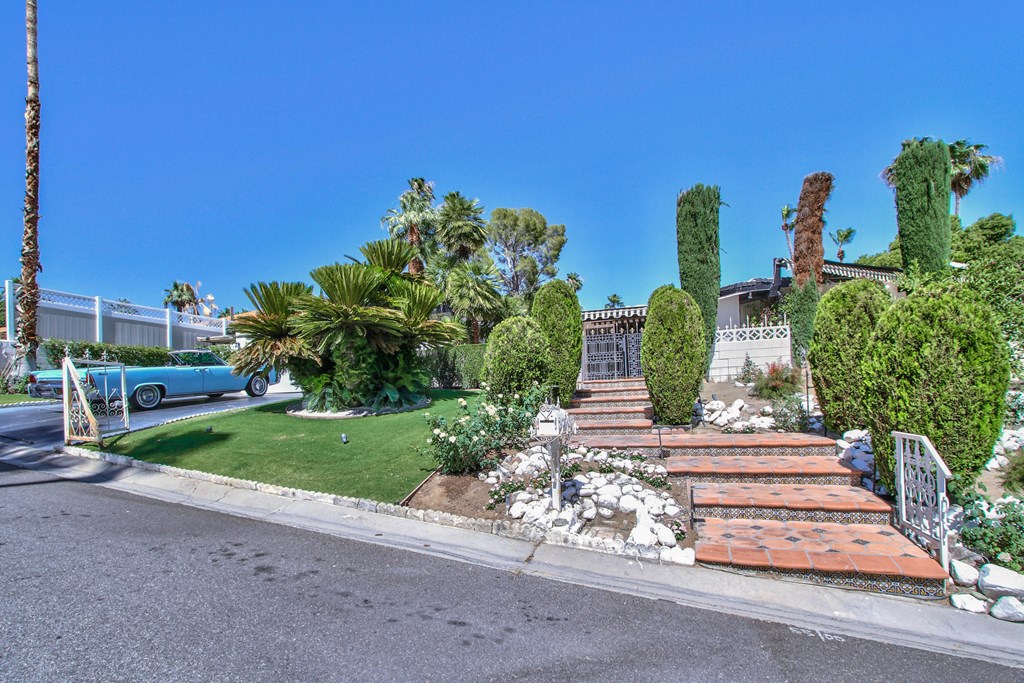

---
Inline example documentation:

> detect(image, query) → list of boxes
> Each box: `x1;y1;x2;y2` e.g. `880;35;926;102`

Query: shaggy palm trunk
407;222;423;275
472;318;480;344
17;0;41;371
792;172;834;287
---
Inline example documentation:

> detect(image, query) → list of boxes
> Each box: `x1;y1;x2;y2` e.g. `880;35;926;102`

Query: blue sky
2;2;1022;313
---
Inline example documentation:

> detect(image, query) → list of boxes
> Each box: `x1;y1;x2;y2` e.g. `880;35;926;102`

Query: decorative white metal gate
584;330;643;380
893;431;952;573
62;357;130;446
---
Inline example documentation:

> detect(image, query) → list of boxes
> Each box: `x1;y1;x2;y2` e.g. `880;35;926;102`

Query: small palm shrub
531;280;582;399
752;362;800;399
808;280;891;433
423;383;546;474
861;286;1010;491
640;285;706;425
482;317;551;398
735;354;761;384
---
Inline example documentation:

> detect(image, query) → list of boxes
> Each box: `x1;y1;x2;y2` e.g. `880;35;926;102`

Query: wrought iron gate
584;330;643;380
893;431;952;573
62;357;130;446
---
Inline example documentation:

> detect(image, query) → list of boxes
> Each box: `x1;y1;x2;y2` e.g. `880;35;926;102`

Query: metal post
222;317;228;335
95;296;103;342
165;308;173;349
4;281;14;342
548;438;562;511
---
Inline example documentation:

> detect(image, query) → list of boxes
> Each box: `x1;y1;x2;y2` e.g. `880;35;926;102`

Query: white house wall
709;324;792;382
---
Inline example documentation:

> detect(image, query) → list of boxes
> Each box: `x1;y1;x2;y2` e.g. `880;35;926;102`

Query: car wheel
245;375;268;397
130;385;163;410
206;393;225;398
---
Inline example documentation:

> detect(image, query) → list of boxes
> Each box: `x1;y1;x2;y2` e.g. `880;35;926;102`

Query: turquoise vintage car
28;350;277;410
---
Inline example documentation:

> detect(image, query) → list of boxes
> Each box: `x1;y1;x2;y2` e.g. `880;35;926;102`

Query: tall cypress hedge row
893;139;952;273
783;280;820;358
482;316;551;398
861;286;1009;491
640;285;706;425
676;183;721;373
531;279;582;401
808;280;890;433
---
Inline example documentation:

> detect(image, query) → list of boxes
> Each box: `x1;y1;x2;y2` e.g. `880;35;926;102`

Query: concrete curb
3;446;1022;669
0;398;58;409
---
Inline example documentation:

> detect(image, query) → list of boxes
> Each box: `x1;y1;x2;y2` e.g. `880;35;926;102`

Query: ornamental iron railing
62;357;130;446
893;431;952;573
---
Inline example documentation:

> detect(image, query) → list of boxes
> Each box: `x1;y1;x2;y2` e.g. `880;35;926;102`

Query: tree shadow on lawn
251;389;479;417
104;430;231;466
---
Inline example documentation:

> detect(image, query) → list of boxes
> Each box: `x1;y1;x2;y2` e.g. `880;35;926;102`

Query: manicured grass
0;393;48;405
99;390;479;503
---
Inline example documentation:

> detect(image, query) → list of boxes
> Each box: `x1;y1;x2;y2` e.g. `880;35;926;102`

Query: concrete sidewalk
2;446;1021;669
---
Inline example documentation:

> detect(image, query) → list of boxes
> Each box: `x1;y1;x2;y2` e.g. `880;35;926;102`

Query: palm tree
829;228;856;262
381;178;437;275
163;281;199;312
446;260;502;344
780;204;796;263
436;191;487;260
566;272;583;293
16;0;42;370
949;140;1003;217
230;281;316;377
605;294;624;309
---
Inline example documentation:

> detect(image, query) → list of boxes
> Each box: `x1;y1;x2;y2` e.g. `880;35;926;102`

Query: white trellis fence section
4;281;226;354
709;323;791;382
893;431;953;573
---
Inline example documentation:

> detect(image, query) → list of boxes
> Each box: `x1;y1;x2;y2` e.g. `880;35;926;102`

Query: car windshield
171;351;226;367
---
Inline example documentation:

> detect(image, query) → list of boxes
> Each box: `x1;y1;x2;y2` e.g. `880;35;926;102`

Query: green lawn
99;390;479;503
0;394;48;405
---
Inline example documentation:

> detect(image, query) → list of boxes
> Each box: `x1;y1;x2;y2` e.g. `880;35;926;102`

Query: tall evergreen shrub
531;280;582;401
861;286;1010;491
893;139;952;273
482;316;551;398
640;286;706;425
808;280;891;433
676;183;721;373
782;280;820;358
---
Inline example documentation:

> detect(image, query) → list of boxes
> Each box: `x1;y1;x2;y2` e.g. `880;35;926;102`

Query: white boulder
619;494;640;514
660;546;695;565
949;593;989;614
508;501;527;519
653;523;677;547
990;596;1024;622
850;458;873;474
760;405;773;416
978;564;1024;600
950;559;980;587
843;428;870;443
705;400;726;413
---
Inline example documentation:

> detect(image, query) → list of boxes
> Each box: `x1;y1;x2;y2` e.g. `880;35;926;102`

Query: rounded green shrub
861;286;1010;491
531;280;582;400
482;316;551;398
640;285;706;425
808;280;891;433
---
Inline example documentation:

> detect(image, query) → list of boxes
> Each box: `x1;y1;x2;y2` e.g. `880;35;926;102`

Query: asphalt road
0;392;301;452
1;462;1017;683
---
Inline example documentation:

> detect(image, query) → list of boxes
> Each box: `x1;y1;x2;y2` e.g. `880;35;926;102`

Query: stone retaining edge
59;445;654;561
0;399;59;409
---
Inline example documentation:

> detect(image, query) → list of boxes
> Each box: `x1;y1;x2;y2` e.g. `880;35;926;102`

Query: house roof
780;257;902;283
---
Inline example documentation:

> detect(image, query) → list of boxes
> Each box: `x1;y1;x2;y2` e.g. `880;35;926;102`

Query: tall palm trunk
472;318;480;344
17;0;41;371
954;193;961;217
407;222;423;275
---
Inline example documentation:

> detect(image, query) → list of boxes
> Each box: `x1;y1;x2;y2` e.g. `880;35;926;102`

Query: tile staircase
569;379;949;597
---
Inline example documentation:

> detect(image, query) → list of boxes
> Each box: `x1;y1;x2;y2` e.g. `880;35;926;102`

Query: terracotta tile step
576;419;654;431
570;394;651;406
695;518;947;580
692;483;892;514
666;455;856;478
569;432;833;448
575;385;652;397
581;378;647;386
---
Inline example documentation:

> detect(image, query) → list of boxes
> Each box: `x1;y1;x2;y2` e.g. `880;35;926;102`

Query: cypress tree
531;279;582;400
893;139;952;273
676;183;721;372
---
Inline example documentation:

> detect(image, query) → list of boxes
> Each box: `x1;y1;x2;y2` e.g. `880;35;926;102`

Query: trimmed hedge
42;338;170;368
531;280;582;400
783;280;819;357
424;344;486;389
482;317;551;398
640;285;706;425
808;280;891;433
676;183;721;373
893;138;952;273
861;286;1010;491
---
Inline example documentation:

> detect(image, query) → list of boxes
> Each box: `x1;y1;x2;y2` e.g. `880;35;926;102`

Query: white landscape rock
989;596;1024;622
508;501;527;519
618;494;640;514
850;458;873;474
760;405;773;416
978;564;1024;600
949;593;989;614
843;428;870;443
705;400;726;413
660;546;695;566
653;523;677;548
950;559;980;588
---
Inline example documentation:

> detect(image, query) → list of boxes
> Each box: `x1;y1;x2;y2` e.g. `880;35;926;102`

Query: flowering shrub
752;362;801;399
422;382;547;475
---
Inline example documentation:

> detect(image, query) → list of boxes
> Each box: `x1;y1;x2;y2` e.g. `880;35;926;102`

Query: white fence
4;281;227;351
709;323;791;382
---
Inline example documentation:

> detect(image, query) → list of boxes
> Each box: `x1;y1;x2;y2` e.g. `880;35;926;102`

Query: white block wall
709;324;792;382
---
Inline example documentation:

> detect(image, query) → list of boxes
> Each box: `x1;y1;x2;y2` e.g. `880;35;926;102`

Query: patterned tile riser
579;381;648;390
681;473;860;486
697;562;947;598
670;446;837;458
570;399;652;408
693;505;892;526
575;427;655;436
571;411;653;421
